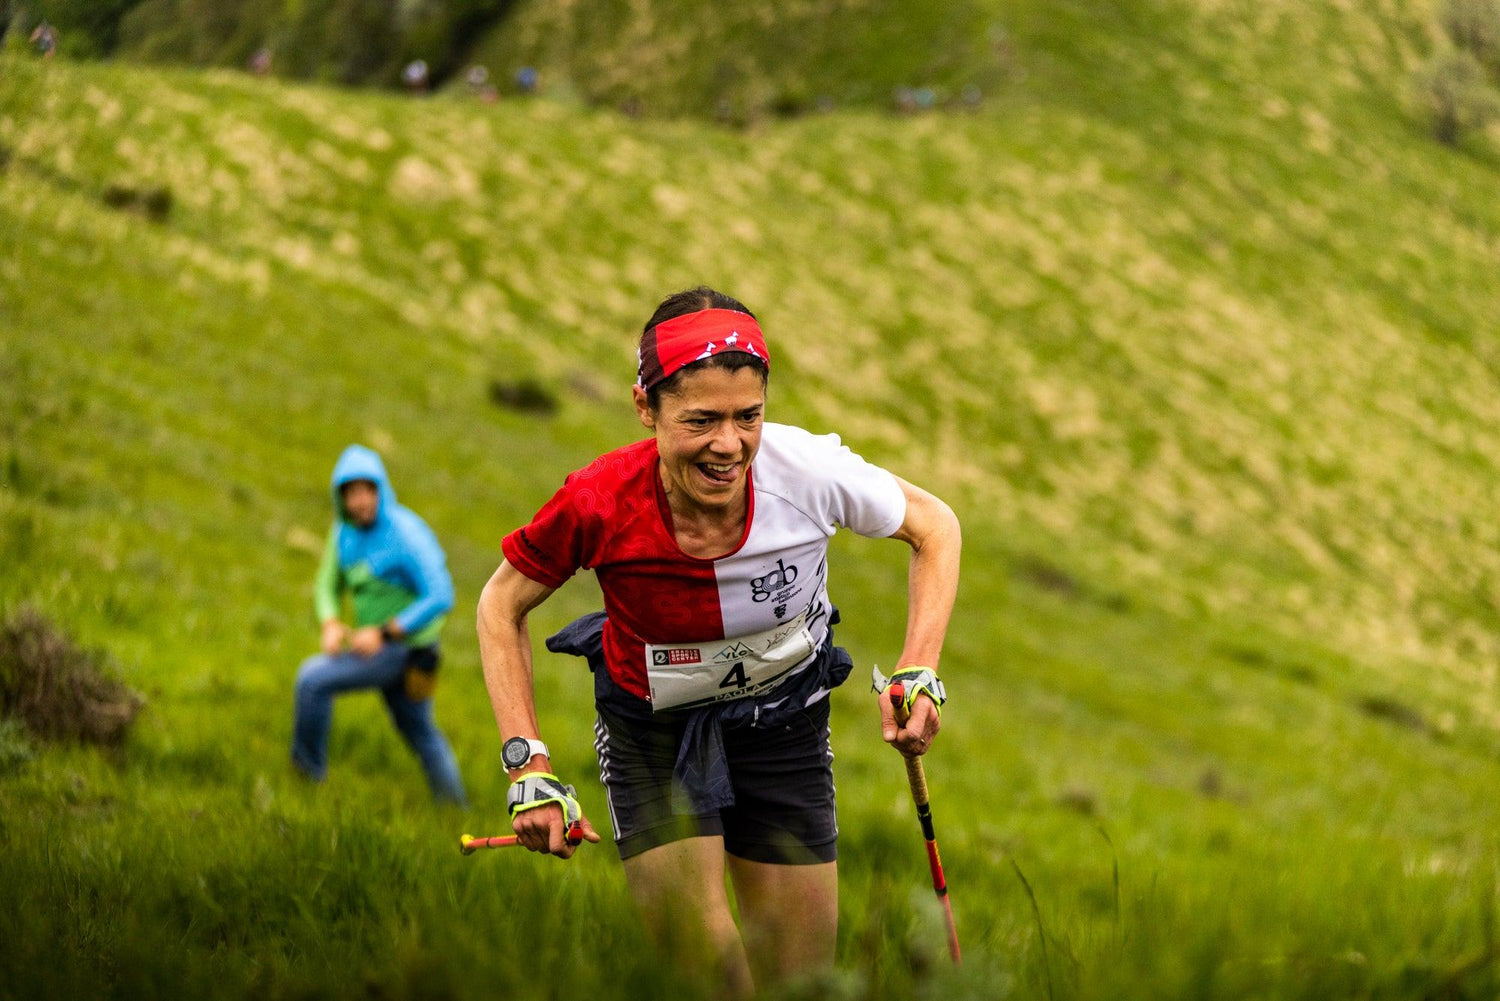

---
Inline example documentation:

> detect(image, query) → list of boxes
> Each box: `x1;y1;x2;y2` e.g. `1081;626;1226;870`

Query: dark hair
639;286;769;410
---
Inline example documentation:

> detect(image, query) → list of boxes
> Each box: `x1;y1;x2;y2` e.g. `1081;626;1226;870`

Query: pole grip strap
506;772;582;825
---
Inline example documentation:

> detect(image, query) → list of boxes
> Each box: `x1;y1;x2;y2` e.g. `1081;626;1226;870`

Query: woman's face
340;480;380;527
635;365;766;515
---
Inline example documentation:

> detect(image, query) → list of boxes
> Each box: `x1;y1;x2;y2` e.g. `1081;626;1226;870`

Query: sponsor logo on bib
770;623;802;646
652;648;703;666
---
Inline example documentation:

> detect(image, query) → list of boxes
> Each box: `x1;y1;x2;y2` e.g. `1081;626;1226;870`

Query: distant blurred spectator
894;86;940;114
248;46;273;77
402;59;430;93
29;21;57;60
989;22;1014;62
515;65;538;94
465;64;498;102
292;445;465;805
961;84;983;109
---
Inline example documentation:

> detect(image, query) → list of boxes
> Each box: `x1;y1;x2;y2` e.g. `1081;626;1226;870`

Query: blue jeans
292;642;466;805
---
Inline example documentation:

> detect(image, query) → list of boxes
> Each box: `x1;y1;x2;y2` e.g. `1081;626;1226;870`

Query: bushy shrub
29;0;144;58
119;0;281;68
1413;48;1500;143
487;377;558;415
102;181;173;221
115;0;193;62
1441;0;1500;80
0;605;143;746
397;0;513;87
45;0;514;89
0;718;34;772
115;0;387;81
322;0;401;84
273;0;401;84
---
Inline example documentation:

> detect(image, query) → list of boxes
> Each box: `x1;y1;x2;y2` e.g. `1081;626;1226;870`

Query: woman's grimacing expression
634;365;767;515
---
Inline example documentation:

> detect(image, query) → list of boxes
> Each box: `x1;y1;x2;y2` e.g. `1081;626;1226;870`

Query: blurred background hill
3;1;1500;998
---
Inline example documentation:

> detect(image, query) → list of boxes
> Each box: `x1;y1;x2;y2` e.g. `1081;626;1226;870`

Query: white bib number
645;605;817;711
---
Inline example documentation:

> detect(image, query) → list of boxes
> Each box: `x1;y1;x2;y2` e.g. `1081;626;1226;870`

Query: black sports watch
501;736;550;771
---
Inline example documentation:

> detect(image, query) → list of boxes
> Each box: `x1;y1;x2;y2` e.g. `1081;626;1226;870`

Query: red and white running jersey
502;423;906;703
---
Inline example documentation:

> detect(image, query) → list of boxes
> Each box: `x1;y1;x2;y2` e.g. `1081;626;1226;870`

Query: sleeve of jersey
787;427;907;538
500;478;594;589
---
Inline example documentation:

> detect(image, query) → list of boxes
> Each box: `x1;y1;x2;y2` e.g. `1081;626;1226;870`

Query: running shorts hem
724;836;838;866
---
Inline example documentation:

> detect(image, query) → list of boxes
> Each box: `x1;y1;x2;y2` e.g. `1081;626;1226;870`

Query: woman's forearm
476;562;555;744
891;479;962;670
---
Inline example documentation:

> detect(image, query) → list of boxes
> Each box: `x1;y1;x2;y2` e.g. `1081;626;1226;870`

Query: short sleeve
501;477;593;588
757;424;907;538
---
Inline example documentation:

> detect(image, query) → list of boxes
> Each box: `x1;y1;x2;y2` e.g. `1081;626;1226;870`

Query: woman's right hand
512;801;602;859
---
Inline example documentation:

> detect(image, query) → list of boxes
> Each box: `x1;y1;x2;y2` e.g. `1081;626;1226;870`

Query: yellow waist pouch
402;645;440;701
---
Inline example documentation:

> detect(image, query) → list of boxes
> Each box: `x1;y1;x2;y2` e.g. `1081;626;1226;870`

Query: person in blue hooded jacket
291;445;466;804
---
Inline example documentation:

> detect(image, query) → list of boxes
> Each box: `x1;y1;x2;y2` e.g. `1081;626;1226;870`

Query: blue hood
331;444;396;526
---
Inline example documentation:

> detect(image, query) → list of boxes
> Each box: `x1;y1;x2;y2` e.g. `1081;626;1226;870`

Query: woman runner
476;287;960;994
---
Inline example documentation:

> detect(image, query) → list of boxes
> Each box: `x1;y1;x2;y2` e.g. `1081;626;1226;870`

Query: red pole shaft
476;835;520;848
460;822;585;854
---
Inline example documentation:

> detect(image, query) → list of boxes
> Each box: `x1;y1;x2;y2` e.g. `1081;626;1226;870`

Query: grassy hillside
4;0;1500;996
474;0;1448;120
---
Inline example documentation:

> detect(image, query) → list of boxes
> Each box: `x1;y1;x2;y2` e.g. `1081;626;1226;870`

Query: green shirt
314;528;446;647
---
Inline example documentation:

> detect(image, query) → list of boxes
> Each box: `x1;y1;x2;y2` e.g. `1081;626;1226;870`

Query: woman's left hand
880;692;941;757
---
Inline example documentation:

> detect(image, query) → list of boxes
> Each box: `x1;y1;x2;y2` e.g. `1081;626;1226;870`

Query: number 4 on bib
719;662;750;690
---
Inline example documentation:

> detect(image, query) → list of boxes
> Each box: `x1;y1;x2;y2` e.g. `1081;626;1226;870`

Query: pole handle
889;683;931;806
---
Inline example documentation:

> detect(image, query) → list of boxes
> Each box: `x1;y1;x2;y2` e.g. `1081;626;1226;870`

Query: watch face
502;737;529;770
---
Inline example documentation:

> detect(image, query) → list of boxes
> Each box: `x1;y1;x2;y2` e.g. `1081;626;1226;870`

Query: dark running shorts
592;696;838;865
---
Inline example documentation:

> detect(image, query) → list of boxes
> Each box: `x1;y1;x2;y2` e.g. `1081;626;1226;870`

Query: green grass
3;0;1500;994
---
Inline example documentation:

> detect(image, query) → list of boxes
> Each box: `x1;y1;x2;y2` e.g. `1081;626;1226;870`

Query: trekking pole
890;681;961;964
459;821;584;855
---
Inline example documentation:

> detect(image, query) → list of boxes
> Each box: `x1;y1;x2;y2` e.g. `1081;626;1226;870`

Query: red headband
637;309;770;391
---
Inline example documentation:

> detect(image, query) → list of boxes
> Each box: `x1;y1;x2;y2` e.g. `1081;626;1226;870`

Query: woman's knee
295;654;333;695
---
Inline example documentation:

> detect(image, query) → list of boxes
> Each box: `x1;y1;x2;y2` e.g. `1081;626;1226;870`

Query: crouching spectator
292;444;466;804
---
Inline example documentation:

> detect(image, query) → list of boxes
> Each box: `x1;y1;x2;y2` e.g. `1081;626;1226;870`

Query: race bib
645;605;818;711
